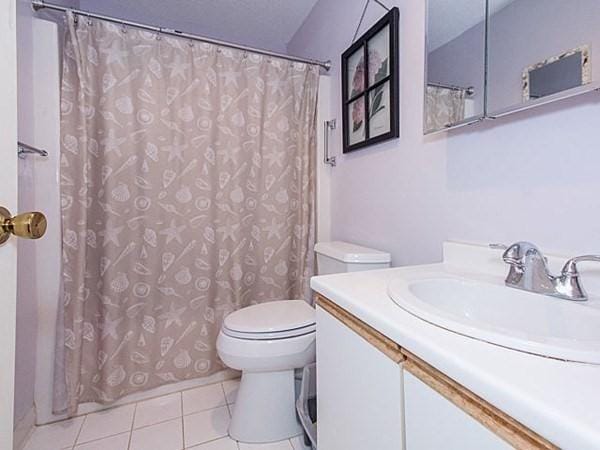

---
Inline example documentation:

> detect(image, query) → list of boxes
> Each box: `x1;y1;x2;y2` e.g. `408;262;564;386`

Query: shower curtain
424;85;466;133
56;12;318;414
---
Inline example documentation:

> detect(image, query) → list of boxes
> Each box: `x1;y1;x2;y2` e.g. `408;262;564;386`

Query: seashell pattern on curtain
55;11;318;414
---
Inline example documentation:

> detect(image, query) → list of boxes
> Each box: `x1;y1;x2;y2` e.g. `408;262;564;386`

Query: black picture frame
342;7;399;153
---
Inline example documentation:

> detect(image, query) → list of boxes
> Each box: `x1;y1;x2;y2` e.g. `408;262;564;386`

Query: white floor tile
130;417;183;450
290;435;312;450
134;392;182;429
187;436;239;450
182;383;227;415
238;440;293;450
183;406;230;448
77;404;135;444
73;432;130;450
221;380;240;405
23;416;84;450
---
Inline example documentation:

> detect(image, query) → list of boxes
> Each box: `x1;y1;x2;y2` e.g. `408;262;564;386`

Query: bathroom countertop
311;262;600;450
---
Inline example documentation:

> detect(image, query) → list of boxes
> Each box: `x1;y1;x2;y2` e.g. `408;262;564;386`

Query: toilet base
229;369;303;443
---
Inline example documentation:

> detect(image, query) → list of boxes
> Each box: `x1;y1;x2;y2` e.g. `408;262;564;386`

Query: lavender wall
289;0;600;266
76;0;290;53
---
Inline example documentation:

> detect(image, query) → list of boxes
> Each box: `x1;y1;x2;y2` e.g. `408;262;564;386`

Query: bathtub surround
57;12;318;414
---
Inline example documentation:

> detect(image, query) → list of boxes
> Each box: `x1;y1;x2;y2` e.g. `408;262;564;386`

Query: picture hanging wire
353;0;392;43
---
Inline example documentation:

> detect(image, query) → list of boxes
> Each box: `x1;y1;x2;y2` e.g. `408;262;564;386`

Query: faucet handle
556;255;600;302
561;255;600;275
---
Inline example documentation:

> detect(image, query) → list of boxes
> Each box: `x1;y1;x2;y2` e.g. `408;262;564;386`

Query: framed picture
342;7;399;153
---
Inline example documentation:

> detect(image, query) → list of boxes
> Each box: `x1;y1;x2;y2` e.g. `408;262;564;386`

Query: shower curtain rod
428;82;475;97
31;0;331;71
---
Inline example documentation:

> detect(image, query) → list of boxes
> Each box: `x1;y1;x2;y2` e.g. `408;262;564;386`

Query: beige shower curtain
56;12;318;414
425;85;466;133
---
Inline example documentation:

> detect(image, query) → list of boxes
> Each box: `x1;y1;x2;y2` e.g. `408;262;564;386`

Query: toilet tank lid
314;241;391;264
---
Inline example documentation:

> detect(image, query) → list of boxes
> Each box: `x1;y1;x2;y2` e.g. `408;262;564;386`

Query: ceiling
428;0;517;51
73;0;320;53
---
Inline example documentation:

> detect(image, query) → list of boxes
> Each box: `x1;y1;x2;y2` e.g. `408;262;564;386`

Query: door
404;372;511;450
316;306;405;450
0;1;18;448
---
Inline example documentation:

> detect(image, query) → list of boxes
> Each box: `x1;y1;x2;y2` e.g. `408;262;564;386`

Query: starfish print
100;315;123;340
267;78;285;97
167;55;190;80
100;40;128;68
161;143;185;163
263;149;285;168
159;303;186;329
263;218;284;240
99;223;124;247
160;219;186;244
217;218;240;242
220;68;240;88
101;129;127;157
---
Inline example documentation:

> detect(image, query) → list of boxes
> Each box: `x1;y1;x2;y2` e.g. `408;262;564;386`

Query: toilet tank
314;241;391;275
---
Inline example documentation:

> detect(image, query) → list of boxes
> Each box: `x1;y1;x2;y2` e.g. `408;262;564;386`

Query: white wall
15;0;37;431
16;10;63;427
288;0;600;266
316;76;333;243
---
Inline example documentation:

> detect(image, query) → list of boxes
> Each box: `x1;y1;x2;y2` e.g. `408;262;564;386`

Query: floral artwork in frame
342;7;399;153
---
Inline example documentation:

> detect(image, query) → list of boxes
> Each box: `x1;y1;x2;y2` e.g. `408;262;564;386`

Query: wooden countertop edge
316;293;559;450
316;294;405;363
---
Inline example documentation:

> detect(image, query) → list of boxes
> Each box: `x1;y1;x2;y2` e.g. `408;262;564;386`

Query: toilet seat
223;323;316;340
223;300;315;340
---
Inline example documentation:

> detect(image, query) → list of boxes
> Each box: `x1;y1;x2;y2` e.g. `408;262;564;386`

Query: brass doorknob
0;207;47;244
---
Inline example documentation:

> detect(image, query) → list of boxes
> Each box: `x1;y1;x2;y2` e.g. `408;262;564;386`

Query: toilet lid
223;300;315;335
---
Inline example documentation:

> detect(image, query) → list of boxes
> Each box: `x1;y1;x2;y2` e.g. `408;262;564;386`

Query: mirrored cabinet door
487;0;600;116
424;0;487;134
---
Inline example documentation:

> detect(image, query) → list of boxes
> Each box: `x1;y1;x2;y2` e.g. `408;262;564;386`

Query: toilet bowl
217;241;391;443
216;300;316;443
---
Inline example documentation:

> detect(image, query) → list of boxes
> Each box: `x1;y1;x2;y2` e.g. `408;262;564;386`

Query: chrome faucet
491;241;600;301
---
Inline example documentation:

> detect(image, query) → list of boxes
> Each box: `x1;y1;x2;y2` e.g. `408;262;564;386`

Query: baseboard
13;406;36;450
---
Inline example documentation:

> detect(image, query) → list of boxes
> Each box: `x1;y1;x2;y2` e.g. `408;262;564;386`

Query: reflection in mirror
488;0;599;115
425;0;486;134
523;46;590;101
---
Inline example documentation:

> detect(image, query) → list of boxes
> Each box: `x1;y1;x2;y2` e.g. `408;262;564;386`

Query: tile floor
23;379;311;450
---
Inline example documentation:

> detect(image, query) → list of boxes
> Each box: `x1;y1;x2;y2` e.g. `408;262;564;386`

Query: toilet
216;241;391;443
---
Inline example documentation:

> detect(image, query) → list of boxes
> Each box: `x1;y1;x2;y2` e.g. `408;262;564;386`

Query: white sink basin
388;274;600;364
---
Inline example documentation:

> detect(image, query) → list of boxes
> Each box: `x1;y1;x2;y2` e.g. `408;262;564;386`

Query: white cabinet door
317;306;404;450
404;372;512;450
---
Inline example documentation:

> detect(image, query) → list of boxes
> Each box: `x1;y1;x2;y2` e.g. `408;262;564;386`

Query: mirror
424;0;487;134
487;0;598;116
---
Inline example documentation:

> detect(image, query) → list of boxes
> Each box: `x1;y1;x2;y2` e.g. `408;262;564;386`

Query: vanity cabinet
404;371;510;450
316;295;558;450
316;297;404;450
